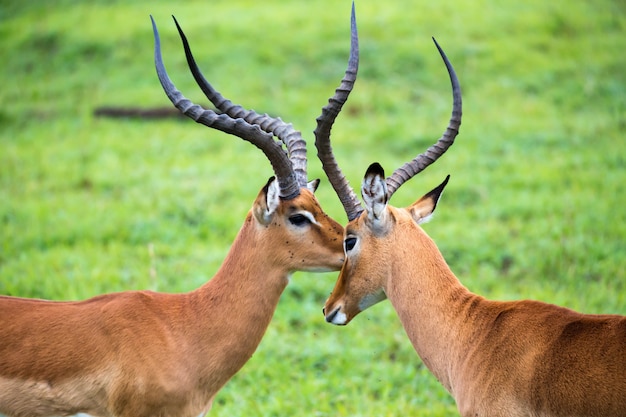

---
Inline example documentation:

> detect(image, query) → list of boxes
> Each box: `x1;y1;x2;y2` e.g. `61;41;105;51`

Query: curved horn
385;37;462;198
314;2;363;221
151;16;300;200
171;17;308;188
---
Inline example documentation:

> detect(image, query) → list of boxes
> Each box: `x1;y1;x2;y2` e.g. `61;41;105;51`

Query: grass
1;0;625;415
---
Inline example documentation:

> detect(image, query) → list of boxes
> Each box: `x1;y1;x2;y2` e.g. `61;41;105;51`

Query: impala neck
186;212;290;389
383;226;483;395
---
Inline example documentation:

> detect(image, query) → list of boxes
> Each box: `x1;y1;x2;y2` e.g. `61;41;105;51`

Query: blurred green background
1;0;624;415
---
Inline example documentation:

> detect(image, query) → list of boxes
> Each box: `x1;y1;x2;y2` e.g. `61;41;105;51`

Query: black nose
322;307;326;315
325;307;339;323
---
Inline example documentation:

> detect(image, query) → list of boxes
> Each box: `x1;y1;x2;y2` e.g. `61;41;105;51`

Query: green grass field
1;1;625;415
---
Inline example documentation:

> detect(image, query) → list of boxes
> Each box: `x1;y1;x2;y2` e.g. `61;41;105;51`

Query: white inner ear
412;209;435;225
361;173;388;221
410;185;446;225
307;179;320;193
265;178;281;220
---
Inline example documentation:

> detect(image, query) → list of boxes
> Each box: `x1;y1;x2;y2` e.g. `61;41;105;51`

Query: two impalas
1;3;623;417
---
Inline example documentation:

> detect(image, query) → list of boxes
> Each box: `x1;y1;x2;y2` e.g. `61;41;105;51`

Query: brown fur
0;185;344;417
325;177;626;417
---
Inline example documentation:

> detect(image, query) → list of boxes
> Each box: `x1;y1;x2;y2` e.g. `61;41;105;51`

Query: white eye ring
289;211;319;227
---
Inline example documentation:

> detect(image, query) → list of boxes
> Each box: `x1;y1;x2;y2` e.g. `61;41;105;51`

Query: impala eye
289;214;311;227
344;237;357;252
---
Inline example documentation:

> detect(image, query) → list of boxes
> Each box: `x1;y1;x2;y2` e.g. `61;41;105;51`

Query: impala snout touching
253;178;345;273
0;7;357;417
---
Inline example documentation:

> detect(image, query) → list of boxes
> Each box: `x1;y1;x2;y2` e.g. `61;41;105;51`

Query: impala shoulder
93;290;172;318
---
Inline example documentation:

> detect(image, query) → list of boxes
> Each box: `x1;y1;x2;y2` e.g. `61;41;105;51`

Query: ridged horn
385;37;462;198
151;15;301;199
171;16;308;188
314;2;363;221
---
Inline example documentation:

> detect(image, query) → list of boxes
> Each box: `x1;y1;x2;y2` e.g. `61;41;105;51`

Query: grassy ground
1;0;625;416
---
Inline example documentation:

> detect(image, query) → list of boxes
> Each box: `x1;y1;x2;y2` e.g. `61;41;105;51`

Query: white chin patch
358;289;387;311
331;310;348;325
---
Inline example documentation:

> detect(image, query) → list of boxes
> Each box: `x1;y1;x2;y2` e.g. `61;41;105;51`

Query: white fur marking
331;310;347;325
358;289;387;310
298;210;321;226
265;179;281;220
416;212;435;224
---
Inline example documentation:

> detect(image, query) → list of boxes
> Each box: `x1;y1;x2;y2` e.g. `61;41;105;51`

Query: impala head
150;7;362;272
249;176;344;272
325;164;450;324
316;33;462;324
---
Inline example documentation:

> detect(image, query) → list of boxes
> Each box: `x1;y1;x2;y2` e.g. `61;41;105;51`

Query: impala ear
307;178;320;193
361;163;388;222
253;176;281;225
410;175;450;224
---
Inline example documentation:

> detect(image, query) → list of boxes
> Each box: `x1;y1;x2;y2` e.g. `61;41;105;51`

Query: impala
0;8;361;417
317;29;626;417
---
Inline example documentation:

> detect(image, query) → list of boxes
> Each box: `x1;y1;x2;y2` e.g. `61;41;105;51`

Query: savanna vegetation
1;0;624;415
